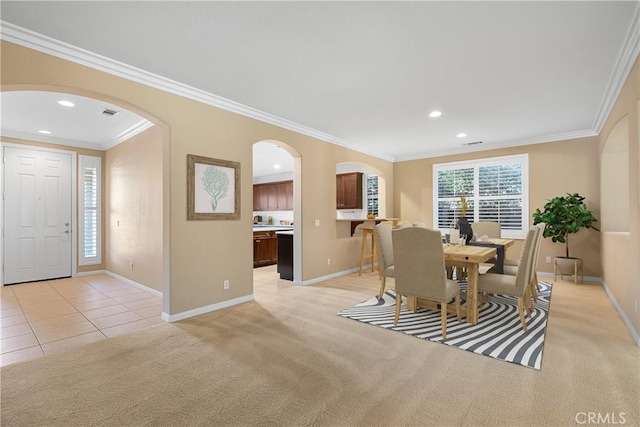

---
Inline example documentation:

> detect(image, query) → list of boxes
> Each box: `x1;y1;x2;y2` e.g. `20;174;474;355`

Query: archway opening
252;140;302;284
0;86;171;317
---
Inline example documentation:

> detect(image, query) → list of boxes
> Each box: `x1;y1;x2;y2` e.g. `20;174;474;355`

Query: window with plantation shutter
433;154;528;238
79;156;102;265
366;174;379;216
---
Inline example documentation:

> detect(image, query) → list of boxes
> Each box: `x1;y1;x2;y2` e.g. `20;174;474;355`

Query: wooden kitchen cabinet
253;185;268;211
253;230;278;267
281;181;294;210
336;172;363;209
253;181;293;211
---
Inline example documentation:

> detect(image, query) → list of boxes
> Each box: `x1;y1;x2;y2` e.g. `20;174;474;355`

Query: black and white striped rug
339;281;552;370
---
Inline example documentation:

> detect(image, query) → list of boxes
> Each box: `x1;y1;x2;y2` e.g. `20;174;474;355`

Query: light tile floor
0;266;366;367
0;274;163;367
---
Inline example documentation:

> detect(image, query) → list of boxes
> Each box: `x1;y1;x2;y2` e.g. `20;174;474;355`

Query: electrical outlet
545;256;551;263
315;219;320;227
129;262;133;271
327;258;331;265
223;280;230;290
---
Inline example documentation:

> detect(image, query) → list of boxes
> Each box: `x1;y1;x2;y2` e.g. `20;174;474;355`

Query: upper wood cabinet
336;172;363;209
253;181;293;211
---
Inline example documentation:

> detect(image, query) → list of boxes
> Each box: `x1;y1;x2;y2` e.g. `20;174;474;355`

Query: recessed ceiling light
428;111;442;118
38;129;52;134
457;133;467;138
57;100;75;107
274;164;281;170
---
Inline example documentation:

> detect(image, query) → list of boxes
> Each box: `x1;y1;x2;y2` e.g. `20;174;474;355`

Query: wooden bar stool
358;226;378;276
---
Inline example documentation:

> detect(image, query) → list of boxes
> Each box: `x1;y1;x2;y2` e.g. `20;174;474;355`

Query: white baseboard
161;294;255;322
601;280;640;347
300;266;364;286
104;270;162;298
75;269;106;277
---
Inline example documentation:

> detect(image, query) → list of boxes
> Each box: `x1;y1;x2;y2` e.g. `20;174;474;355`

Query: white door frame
1;142;78;285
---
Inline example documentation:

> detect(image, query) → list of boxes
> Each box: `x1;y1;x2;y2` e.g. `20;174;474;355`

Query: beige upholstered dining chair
504;223;545;302
374;223;394;299
471;221;501;239
392;226;461;339
477;227;538;331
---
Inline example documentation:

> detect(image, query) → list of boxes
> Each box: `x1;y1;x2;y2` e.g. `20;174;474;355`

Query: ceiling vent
463;141;483;146
102;108;119;117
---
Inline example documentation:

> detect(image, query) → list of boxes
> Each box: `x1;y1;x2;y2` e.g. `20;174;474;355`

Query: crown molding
592;2;640;133
104;119;154;150
0;21;395;162
2;119;153;152
393;128;598;162
0;129;106;151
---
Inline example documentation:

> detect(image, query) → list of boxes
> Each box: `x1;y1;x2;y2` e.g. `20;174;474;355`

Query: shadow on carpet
339;281;552;370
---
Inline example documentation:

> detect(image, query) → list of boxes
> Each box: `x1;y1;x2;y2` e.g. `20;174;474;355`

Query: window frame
432;154;529;239
78;155;102;266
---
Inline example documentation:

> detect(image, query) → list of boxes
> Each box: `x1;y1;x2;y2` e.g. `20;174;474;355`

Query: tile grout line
52;276;145;340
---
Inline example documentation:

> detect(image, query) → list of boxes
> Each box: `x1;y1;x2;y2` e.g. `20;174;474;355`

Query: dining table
408;238;514;325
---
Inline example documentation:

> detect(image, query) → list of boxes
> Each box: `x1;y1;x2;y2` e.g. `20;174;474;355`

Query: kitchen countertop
275;230;294;236
253;225;293;232
335;218;400;222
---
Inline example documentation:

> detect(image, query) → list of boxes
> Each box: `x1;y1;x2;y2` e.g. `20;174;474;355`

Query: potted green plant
532;193;599;280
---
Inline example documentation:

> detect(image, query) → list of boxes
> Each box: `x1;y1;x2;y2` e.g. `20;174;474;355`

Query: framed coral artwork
187;154;240;220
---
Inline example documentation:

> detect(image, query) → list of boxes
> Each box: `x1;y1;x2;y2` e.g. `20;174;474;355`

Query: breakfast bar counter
336;218;400;236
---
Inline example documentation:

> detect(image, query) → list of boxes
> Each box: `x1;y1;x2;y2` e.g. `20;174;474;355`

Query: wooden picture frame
187;154;240;220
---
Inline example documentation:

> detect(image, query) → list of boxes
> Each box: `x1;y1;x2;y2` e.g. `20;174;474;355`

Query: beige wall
105;126;163;291
598;58;640;338
601;116;630;232
1;136;105;274
1;41;394;315
3;40;637;337
394;138;602;277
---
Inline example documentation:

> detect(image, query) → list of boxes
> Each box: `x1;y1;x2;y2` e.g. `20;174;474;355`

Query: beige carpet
1;271;638;426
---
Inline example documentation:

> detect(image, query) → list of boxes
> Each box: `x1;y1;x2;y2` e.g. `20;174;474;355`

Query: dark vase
457;218;473;243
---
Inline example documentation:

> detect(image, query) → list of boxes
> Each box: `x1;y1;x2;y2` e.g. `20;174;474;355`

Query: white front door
3;146;72;284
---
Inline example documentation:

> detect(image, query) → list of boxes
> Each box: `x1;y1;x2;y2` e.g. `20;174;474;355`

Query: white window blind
79;156;102;265
366;174;379;216
433;154;529;238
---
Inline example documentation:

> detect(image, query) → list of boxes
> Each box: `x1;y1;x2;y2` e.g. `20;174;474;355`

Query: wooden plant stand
554;257;583;284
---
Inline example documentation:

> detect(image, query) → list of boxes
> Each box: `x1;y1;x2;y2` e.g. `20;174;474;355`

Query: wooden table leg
466;263;479;325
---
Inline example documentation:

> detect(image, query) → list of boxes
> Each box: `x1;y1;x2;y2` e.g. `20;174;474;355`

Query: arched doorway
0;86;171;315
252;140;302;283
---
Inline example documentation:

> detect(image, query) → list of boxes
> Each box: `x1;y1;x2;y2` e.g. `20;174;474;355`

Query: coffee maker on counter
253;215;262;224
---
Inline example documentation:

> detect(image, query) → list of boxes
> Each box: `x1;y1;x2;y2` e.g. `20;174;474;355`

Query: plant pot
554;256;583;284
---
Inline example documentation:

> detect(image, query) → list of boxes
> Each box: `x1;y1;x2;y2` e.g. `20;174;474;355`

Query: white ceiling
252;141;294;178
1;91;151;150
1;1;638;164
